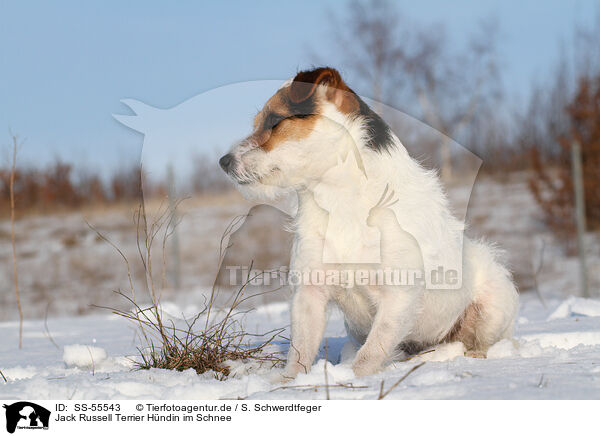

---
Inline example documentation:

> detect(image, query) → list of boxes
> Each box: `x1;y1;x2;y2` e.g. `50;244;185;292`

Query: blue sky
0;0;597;174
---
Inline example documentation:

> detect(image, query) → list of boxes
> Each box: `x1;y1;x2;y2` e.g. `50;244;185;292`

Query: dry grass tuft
112;286;283;378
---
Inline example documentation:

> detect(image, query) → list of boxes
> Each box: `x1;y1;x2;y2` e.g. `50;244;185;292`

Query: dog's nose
219;153;234;172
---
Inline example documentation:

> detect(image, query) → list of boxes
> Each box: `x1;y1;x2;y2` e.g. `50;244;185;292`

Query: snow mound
295;359;355;385
488;328;600;359
548;297;600;320
417;342;466;362
1;366;38;381
63;345;107;368
487;338;544;358
522;331;600;349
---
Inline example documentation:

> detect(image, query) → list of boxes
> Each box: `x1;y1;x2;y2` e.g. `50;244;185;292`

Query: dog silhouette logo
3;402;50;433
114;80;481;290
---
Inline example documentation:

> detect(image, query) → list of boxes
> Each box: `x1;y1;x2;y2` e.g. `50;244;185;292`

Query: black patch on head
281;82;394;152
287;93;316;118
354;95;395;153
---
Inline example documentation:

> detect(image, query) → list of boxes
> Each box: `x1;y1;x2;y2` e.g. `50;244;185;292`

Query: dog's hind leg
446;277;518;357
474;281;518;355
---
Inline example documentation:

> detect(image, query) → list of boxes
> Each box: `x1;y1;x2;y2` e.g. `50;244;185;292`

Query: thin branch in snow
324;338;330;400
378;362;426;399
44;302;59;350
532;238;548;308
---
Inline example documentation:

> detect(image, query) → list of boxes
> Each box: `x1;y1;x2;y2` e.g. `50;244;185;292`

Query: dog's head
220;67;386;199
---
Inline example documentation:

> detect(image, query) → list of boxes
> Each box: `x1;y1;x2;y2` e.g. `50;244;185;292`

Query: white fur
224;83;519;378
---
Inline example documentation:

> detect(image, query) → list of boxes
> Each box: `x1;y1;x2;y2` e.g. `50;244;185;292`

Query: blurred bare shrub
41;161;81;208
0;150;231;216
110;166;143;202
0;167;41;213
0;161;143;214
77;171;108;204
513;52;573;183
529;75;600;251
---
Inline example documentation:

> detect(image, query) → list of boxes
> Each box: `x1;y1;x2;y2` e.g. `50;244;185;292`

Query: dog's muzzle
219;152;252;185
219;153;234;173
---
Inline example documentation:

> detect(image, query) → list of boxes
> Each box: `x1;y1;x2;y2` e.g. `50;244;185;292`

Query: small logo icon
3;402;50;434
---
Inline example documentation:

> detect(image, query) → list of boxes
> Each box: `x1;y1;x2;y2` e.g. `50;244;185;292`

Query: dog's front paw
269;368;297;385
352;361;381;377
352;353;381;377
465;350;487;359
273;362;307;384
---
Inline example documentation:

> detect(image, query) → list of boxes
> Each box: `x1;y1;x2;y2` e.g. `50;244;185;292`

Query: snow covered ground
1;292;600;400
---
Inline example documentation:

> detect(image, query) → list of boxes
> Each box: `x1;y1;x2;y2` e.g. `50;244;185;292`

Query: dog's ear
290;67;359;113
289;67;340;102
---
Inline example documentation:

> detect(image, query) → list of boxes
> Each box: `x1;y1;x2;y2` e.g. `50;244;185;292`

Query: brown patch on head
290;67;359;114
248;67;360;152
250;84;319;152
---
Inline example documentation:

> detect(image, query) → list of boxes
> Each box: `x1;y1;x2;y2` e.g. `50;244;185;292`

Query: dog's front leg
352;289;419;376
284;285;329;379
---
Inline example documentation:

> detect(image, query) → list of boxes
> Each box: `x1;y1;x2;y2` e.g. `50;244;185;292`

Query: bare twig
531;239;548;308
537;374;546;388
44;302;59;349
205;213;248;330
269;383;368;393
0;369;7;383
85;220;135;301
9;134;23;348
401;348;435;362
377;362;426;399
86;346;96;376
324;338;330;400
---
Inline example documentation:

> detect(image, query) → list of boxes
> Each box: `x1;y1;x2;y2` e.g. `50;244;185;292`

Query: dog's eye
266;113;285;130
